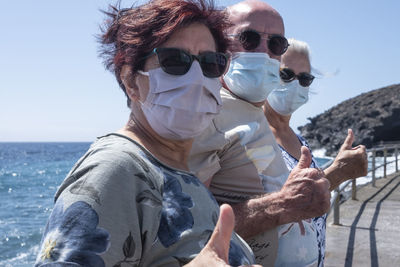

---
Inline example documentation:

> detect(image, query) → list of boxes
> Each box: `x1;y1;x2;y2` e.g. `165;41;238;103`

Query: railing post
372;149;376;187
352;179;357;200
333;188;340;225
384;148;387;178
396;146;398;172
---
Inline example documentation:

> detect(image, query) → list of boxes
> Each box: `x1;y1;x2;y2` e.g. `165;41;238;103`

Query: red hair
98;0;231;106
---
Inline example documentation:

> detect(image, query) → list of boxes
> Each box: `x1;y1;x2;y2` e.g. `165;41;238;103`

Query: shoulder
296;134;309;146
79;134;157;176
296;134;314;154
55;134;164;201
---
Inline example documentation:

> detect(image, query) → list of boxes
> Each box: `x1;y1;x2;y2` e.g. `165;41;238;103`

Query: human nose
253;40;281;61
253;38;268;53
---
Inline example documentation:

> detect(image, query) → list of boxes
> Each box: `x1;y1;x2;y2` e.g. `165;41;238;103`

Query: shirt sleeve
35;146;163;267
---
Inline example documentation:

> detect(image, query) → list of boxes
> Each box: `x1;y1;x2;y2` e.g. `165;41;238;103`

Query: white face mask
223;52;280;102
267;80;309;116
138;62;222;140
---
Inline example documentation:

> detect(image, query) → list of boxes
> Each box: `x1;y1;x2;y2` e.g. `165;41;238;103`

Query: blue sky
1;0;399;142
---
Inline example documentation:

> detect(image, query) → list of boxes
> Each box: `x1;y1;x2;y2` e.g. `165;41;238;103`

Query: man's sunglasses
142;47;229;78
280;68;315;87
231;30;289;56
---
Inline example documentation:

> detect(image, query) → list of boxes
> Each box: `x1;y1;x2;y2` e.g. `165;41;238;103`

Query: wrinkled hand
331;129;368;180
185;204;261;267
278;146;331;225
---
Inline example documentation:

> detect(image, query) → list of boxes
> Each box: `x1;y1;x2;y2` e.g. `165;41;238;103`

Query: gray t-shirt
35;133;254;267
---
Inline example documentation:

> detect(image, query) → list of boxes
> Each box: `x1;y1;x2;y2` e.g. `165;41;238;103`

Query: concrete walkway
325;172;400;266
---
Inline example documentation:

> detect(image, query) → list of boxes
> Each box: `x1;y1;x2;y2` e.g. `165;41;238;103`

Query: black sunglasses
143;47;229;78
280;68;315;87
232;30;289;56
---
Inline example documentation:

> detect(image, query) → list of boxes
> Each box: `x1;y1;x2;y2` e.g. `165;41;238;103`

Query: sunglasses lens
239;30;261;50
298;73;315;87
200;52;228;78
155;48;228;78
280;68;295;82
268;35;289;56
157;48;191;75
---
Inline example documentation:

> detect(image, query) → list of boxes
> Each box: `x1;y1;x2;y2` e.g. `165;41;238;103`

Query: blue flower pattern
181;171;219;206
35;199;110;267
35;135;254;266
229;240;252;266
157;171;194;247
180;172;201;187
152;160;252;264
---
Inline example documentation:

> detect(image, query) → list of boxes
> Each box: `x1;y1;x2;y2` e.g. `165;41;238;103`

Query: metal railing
328;143;400;225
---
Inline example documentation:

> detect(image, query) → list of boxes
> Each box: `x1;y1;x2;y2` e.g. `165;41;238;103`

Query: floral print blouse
278;134;327;267
35;133;255;267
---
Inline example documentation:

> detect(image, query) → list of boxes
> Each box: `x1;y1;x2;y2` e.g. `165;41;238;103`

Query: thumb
296;146;312;169
205;204;235;263
340;128;354;151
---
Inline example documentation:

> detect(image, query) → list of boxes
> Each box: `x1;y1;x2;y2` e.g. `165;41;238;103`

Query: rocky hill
298;84;400;156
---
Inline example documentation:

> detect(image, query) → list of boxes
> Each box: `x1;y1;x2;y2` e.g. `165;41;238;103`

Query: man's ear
121;65;139;101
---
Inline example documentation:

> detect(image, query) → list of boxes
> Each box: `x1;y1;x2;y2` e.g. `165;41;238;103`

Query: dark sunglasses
143;47;229;78
232;30;289;56
280;68;315;87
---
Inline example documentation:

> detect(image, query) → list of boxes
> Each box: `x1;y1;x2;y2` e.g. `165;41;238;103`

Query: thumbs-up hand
277;146;331;225
336;129;368;179
324;129;368;190
185;204;261;267
296;145;313;169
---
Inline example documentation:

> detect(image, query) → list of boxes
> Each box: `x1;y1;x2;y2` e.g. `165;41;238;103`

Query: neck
264;101;292;133
264;101;303;159
222;82;265;108
118;107;193;171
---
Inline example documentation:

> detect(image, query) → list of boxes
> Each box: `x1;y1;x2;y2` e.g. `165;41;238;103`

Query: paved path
325;172;400;267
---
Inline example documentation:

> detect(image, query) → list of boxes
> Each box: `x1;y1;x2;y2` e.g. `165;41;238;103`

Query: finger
317;168;326;179
322;178;331;191
351;145;367;160
307;168;325;181
340;129;354;151
323;191;331;211
317;177;331;193
359;145;366;153
205;204;235;263
296;146;312;169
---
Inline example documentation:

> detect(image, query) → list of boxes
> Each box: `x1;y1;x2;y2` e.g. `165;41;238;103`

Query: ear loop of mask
127;70;149;105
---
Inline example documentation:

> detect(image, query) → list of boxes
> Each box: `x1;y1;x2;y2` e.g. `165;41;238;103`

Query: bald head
227;0;285;60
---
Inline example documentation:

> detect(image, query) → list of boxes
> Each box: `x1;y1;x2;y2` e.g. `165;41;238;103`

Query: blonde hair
285;38;311;64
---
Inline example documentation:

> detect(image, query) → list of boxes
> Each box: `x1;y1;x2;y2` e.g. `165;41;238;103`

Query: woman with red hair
35;1;258;266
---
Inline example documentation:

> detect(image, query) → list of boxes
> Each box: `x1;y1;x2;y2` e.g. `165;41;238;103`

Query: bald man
189;0;330;266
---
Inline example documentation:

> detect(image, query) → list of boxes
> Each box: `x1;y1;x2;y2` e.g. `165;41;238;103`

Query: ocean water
0;143;398;266
0;142;91;266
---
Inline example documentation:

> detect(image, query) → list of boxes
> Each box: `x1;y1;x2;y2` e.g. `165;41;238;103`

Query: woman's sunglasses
231;30;289;56
142;47;229;78
280;68;315;87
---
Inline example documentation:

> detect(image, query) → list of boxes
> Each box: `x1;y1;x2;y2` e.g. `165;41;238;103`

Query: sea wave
0;245;39;267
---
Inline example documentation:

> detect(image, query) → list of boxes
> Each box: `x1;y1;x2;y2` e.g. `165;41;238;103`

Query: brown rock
298;84;400;156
